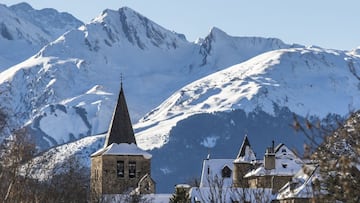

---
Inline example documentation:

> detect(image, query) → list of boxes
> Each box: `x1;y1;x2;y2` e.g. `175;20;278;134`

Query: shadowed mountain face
0;2;83;71
150;107;308;192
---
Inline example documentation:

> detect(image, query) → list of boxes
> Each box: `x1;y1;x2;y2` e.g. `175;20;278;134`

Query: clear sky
2;0;360;50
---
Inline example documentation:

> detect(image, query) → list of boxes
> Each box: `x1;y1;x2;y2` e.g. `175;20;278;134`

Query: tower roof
104;82;136;147
234;135;256;163
236;135;251;158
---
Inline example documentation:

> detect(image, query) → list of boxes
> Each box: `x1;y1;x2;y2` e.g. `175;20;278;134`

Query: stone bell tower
90;81;155;202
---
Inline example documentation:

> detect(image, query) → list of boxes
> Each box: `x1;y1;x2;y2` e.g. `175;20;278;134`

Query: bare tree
0;128;37;202
196;174;228;203
40;155;89;203
293;112;360;202
230;187;272;203
0;126;90;202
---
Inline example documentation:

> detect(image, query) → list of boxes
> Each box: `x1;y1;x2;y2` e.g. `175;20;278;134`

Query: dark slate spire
104;80;136;146
236;135;251;159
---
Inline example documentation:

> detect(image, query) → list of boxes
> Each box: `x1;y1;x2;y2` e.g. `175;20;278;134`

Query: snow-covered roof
91;143;152;159
234;145;256;163
102;193;171;203
234;135;257;163
276;164;320;200
245;144;303;177
200;159;234;187
189;187;274;203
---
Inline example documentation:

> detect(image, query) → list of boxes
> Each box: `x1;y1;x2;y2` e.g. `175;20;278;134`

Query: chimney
264;141;275;170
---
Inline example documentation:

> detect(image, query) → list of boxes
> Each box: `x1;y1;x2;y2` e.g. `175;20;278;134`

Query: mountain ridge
0;2;83;71
135;47;360;150
1;4;359;193
0;6;296;151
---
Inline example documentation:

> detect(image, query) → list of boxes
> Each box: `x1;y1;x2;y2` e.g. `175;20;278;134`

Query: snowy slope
9;2;83;38
0;3;82;71
4;5;360;193
135;47;360;150
131;47;360;191
32;46;360;193
0;7;292;150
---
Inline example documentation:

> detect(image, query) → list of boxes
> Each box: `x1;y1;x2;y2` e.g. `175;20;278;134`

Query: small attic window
222;166;232;178
282;163;288;168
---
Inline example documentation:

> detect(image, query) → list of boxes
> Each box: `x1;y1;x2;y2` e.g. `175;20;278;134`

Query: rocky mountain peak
8;2;33;11
9;2;83;38
93;7;188;50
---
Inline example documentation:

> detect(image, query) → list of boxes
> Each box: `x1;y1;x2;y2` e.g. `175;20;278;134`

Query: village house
188;136;318;203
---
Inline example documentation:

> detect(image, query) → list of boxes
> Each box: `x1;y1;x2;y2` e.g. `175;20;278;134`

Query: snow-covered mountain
2;4;360;193
0;6;294;150
136;47;360;150
0;3;82;71
30;46;360;192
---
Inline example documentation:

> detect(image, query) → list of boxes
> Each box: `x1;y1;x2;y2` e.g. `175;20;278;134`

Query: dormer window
221;165;232;178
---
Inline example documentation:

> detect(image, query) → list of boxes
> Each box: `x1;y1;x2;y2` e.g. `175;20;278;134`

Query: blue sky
2;0;360;50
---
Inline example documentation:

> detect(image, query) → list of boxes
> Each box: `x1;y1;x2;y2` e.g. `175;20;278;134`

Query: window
129;161;136;178
117;161;124;177
221;165;232;178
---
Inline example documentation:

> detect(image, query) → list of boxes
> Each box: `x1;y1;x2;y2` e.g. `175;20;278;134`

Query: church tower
233;135;256;187
90;82;155;202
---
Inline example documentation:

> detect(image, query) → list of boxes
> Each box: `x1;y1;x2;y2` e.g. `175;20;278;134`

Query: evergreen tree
169;185;190;203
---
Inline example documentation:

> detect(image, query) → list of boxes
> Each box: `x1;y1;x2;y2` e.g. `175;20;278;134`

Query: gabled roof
104;83;136;147
200;159;234;187
244;144;304;177
275;143;285;153
189;187;274;202
276;164;320;200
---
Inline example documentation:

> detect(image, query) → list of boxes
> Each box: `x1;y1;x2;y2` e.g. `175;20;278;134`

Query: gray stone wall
247;175;292;193
90;156;103;202
101;155;151;194
233;162;252;187
90;154;152;202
